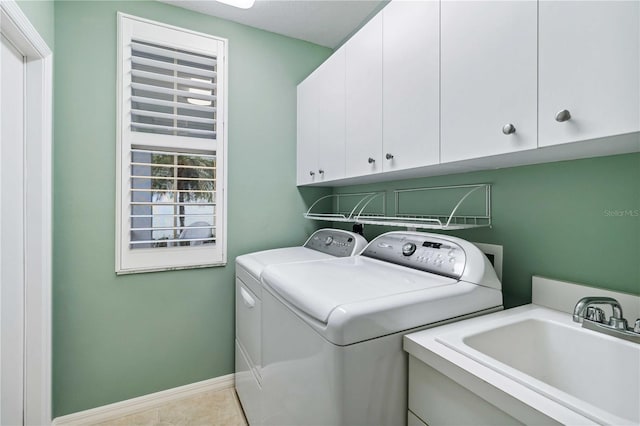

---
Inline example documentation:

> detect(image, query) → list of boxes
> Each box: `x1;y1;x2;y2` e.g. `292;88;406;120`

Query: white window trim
116;13;228;274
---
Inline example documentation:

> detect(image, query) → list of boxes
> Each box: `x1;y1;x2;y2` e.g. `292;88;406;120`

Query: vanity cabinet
538;1;640;147
408;356;524;426
440;0;538;163
382;0;440;171
345;13;383;177
296;49;346;185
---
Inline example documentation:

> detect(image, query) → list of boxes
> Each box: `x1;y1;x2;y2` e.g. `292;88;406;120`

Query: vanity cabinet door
382;0;439;171
440;0;538;163
345;13;383;177
296;74;319;185
539;1;640;147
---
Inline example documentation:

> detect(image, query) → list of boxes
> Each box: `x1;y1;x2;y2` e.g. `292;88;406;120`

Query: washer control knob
324;236;333;246
402;243;417;256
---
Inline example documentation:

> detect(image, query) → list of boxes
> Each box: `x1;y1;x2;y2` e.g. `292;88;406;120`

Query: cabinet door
345;13;383;177
440;1;538;163
539;1;640;146
316;48;346;181
296;75;318;185
383;0;439;171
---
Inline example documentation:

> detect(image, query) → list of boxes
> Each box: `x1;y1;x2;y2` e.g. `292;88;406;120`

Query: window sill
115;261;227;275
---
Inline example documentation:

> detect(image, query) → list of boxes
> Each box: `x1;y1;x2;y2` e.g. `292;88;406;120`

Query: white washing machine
260;231;503;426
234;229;367;425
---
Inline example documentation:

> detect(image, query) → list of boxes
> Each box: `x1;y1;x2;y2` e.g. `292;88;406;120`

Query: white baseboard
52;374;235;425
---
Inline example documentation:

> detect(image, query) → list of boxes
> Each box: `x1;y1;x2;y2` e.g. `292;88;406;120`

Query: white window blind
117;14;227;274
130;40;218;140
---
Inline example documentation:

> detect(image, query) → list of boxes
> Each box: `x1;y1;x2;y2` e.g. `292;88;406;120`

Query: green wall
24;0;640;417
16;0;54;50
53;0;330;416
333;153;640;308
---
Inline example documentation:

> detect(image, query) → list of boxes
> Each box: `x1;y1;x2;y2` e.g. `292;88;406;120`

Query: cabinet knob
502;123;516;135
368;157;375;164
555;109;571;122
385;153;394;160
309;171;315;176
318;169;324;174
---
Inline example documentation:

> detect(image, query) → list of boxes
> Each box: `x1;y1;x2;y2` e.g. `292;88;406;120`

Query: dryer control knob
402;243;417;256
324;236;334;246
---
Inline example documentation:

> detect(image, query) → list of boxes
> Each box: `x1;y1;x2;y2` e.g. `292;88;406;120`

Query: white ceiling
159;0;388;48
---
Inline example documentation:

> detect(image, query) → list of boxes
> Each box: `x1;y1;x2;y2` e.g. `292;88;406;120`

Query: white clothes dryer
234;229;367;425
260;231;503;426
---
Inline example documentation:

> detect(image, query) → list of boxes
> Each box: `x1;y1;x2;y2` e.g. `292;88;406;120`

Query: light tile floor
95;388;248;426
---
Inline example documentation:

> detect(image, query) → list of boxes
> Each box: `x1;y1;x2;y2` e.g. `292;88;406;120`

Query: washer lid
262;256;457;324
236;247;332;281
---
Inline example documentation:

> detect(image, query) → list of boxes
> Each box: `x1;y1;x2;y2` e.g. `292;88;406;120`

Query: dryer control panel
362;232;467;278
304;229;368;257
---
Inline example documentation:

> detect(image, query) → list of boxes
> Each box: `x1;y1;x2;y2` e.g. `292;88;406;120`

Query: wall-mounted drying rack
304;191;387;222
304;184;491;231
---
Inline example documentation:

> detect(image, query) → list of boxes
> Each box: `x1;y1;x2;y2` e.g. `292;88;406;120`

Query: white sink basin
437;307;640;425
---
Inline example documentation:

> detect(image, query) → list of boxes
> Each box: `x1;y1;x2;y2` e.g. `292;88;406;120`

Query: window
116;13;227;273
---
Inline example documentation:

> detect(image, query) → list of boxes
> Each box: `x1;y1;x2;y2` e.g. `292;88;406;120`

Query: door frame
0;1;52;424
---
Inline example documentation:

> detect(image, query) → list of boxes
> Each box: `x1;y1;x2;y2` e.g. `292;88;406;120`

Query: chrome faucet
573;296;640;344
573;296;624;323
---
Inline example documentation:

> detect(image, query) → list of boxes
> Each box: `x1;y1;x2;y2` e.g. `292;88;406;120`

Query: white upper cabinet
345;13;383;177
296;74;319;185
538;1;640;147
297;0;640;187
440;0;538;163
383;0;440;171
296;50;347;185
316;49;346;181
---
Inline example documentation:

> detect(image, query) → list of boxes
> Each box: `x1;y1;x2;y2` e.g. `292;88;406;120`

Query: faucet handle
586;307;606;323
633;319;640;334
608;316;628;330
